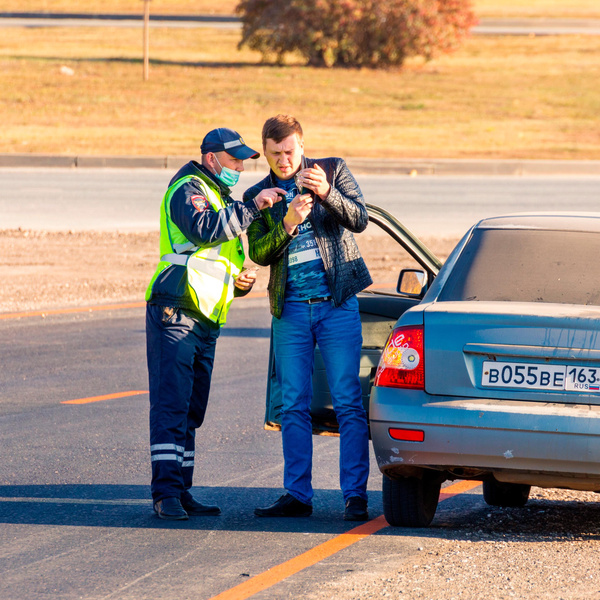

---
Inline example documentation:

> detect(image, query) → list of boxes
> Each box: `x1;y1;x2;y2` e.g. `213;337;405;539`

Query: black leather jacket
244;157;372;318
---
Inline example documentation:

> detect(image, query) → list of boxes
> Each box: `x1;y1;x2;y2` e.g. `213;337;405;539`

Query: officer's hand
234;268;258;291
296;163;330;200
254;188;286;210
283;193;313;235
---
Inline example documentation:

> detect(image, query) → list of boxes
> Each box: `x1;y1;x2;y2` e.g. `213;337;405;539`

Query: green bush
236;0;478;68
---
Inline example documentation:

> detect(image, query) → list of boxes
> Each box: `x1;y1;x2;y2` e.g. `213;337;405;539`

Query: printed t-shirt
276;176;330;301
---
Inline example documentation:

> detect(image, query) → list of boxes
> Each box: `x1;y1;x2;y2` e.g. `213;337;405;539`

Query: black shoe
254;493;312;517
344;496;368;521
154;497;189;521
181;491;221;516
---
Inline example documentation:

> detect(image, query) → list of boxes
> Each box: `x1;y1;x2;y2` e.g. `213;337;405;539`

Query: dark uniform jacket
148;160;260;315
243;157;372;318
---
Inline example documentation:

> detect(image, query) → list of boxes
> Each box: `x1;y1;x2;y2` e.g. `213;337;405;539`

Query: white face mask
214;155;240;187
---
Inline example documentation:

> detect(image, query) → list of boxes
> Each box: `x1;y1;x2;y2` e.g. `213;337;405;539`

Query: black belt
301;296;332;305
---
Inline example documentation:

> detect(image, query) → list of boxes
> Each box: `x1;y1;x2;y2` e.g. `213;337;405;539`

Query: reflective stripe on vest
172;241;198;254
161;250;237;290
145;174;244;325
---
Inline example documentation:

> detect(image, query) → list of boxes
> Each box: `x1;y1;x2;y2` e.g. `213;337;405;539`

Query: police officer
146;128;284;520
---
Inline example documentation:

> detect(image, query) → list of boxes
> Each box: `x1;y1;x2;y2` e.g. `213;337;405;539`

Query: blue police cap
201;128;260;160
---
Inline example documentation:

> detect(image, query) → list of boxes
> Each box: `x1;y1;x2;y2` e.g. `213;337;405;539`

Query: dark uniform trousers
146;303;220;502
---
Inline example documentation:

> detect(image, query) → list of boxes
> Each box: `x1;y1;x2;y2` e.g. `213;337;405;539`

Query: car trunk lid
423;301;600;404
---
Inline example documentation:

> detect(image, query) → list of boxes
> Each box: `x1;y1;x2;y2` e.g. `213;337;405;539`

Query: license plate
482;361;600;393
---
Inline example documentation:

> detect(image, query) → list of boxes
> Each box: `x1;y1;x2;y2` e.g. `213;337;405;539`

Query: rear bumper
370;387;600;491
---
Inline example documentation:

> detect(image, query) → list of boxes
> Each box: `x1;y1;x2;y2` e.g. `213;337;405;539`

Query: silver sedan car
263;209;600;527
371;212;600;527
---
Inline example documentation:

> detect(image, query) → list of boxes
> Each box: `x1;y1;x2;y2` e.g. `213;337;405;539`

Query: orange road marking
209;515;389;600
0;302;146;320
61;390;148;405
439;479;481;501
209;480;482;600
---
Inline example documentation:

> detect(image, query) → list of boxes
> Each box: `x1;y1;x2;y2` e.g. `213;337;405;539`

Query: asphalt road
1;168;600;237
0;301;486;600
1;14;599;35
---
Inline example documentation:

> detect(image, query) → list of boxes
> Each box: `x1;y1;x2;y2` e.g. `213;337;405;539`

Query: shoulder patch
190;194;210;212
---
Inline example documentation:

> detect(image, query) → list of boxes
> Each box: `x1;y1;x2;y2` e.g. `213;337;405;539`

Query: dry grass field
0;1;598;159
1;24;598;160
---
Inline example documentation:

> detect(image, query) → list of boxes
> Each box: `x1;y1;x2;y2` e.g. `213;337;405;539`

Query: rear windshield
439;229;600;306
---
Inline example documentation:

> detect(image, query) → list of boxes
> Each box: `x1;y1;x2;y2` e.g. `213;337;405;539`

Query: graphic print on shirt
289;221;320;267
282;185;330;301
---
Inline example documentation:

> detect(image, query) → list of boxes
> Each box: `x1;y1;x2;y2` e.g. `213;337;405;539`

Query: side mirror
397;269;428;298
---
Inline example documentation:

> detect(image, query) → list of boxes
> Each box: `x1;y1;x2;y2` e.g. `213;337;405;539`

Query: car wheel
483;478;530;507
382;472;441;528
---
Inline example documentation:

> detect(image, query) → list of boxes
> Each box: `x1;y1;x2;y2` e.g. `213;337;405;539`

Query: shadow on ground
0;484;383;534
8;55;286;69
1;484;599;541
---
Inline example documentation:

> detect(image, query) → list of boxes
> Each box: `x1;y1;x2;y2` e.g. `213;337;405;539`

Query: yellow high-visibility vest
145;173;244;326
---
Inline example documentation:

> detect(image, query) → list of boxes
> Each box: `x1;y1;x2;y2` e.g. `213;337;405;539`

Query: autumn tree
236;0;477;68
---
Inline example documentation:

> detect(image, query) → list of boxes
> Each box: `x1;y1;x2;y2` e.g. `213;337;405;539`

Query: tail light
374;325;424;389
389;428;425;442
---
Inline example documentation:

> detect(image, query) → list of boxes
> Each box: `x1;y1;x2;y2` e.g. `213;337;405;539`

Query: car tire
483;478;530;507
382;472;441;528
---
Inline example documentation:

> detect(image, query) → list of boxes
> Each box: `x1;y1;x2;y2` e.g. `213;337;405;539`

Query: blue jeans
272;296;369;505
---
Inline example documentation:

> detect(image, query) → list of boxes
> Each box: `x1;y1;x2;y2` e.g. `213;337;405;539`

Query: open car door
264;204;442;435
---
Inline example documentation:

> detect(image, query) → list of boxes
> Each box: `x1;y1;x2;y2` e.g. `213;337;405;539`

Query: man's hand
254;187;286;210
295;163;331;200
234;268;258;291
283;193;313;235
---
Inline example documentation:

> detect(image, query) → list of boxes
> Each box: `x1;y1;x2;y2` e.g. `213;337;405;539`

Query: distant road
1;168;600;238
1;13;599;35
473;18;600;35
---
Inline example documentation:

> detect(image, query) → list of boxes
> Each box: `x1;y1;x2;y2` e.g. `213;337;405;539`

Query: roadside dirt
0;230;158;314
309;488;600;600
0;229;457;314
3;229;600;599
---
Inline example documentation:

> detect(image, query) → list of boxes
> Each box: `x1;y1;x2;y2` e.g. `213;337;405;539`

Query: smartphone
294;155;308;194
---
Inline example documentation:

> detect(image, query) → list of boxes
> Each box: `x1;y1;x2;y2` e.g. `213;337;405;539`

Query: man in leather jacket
244;115;373;521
